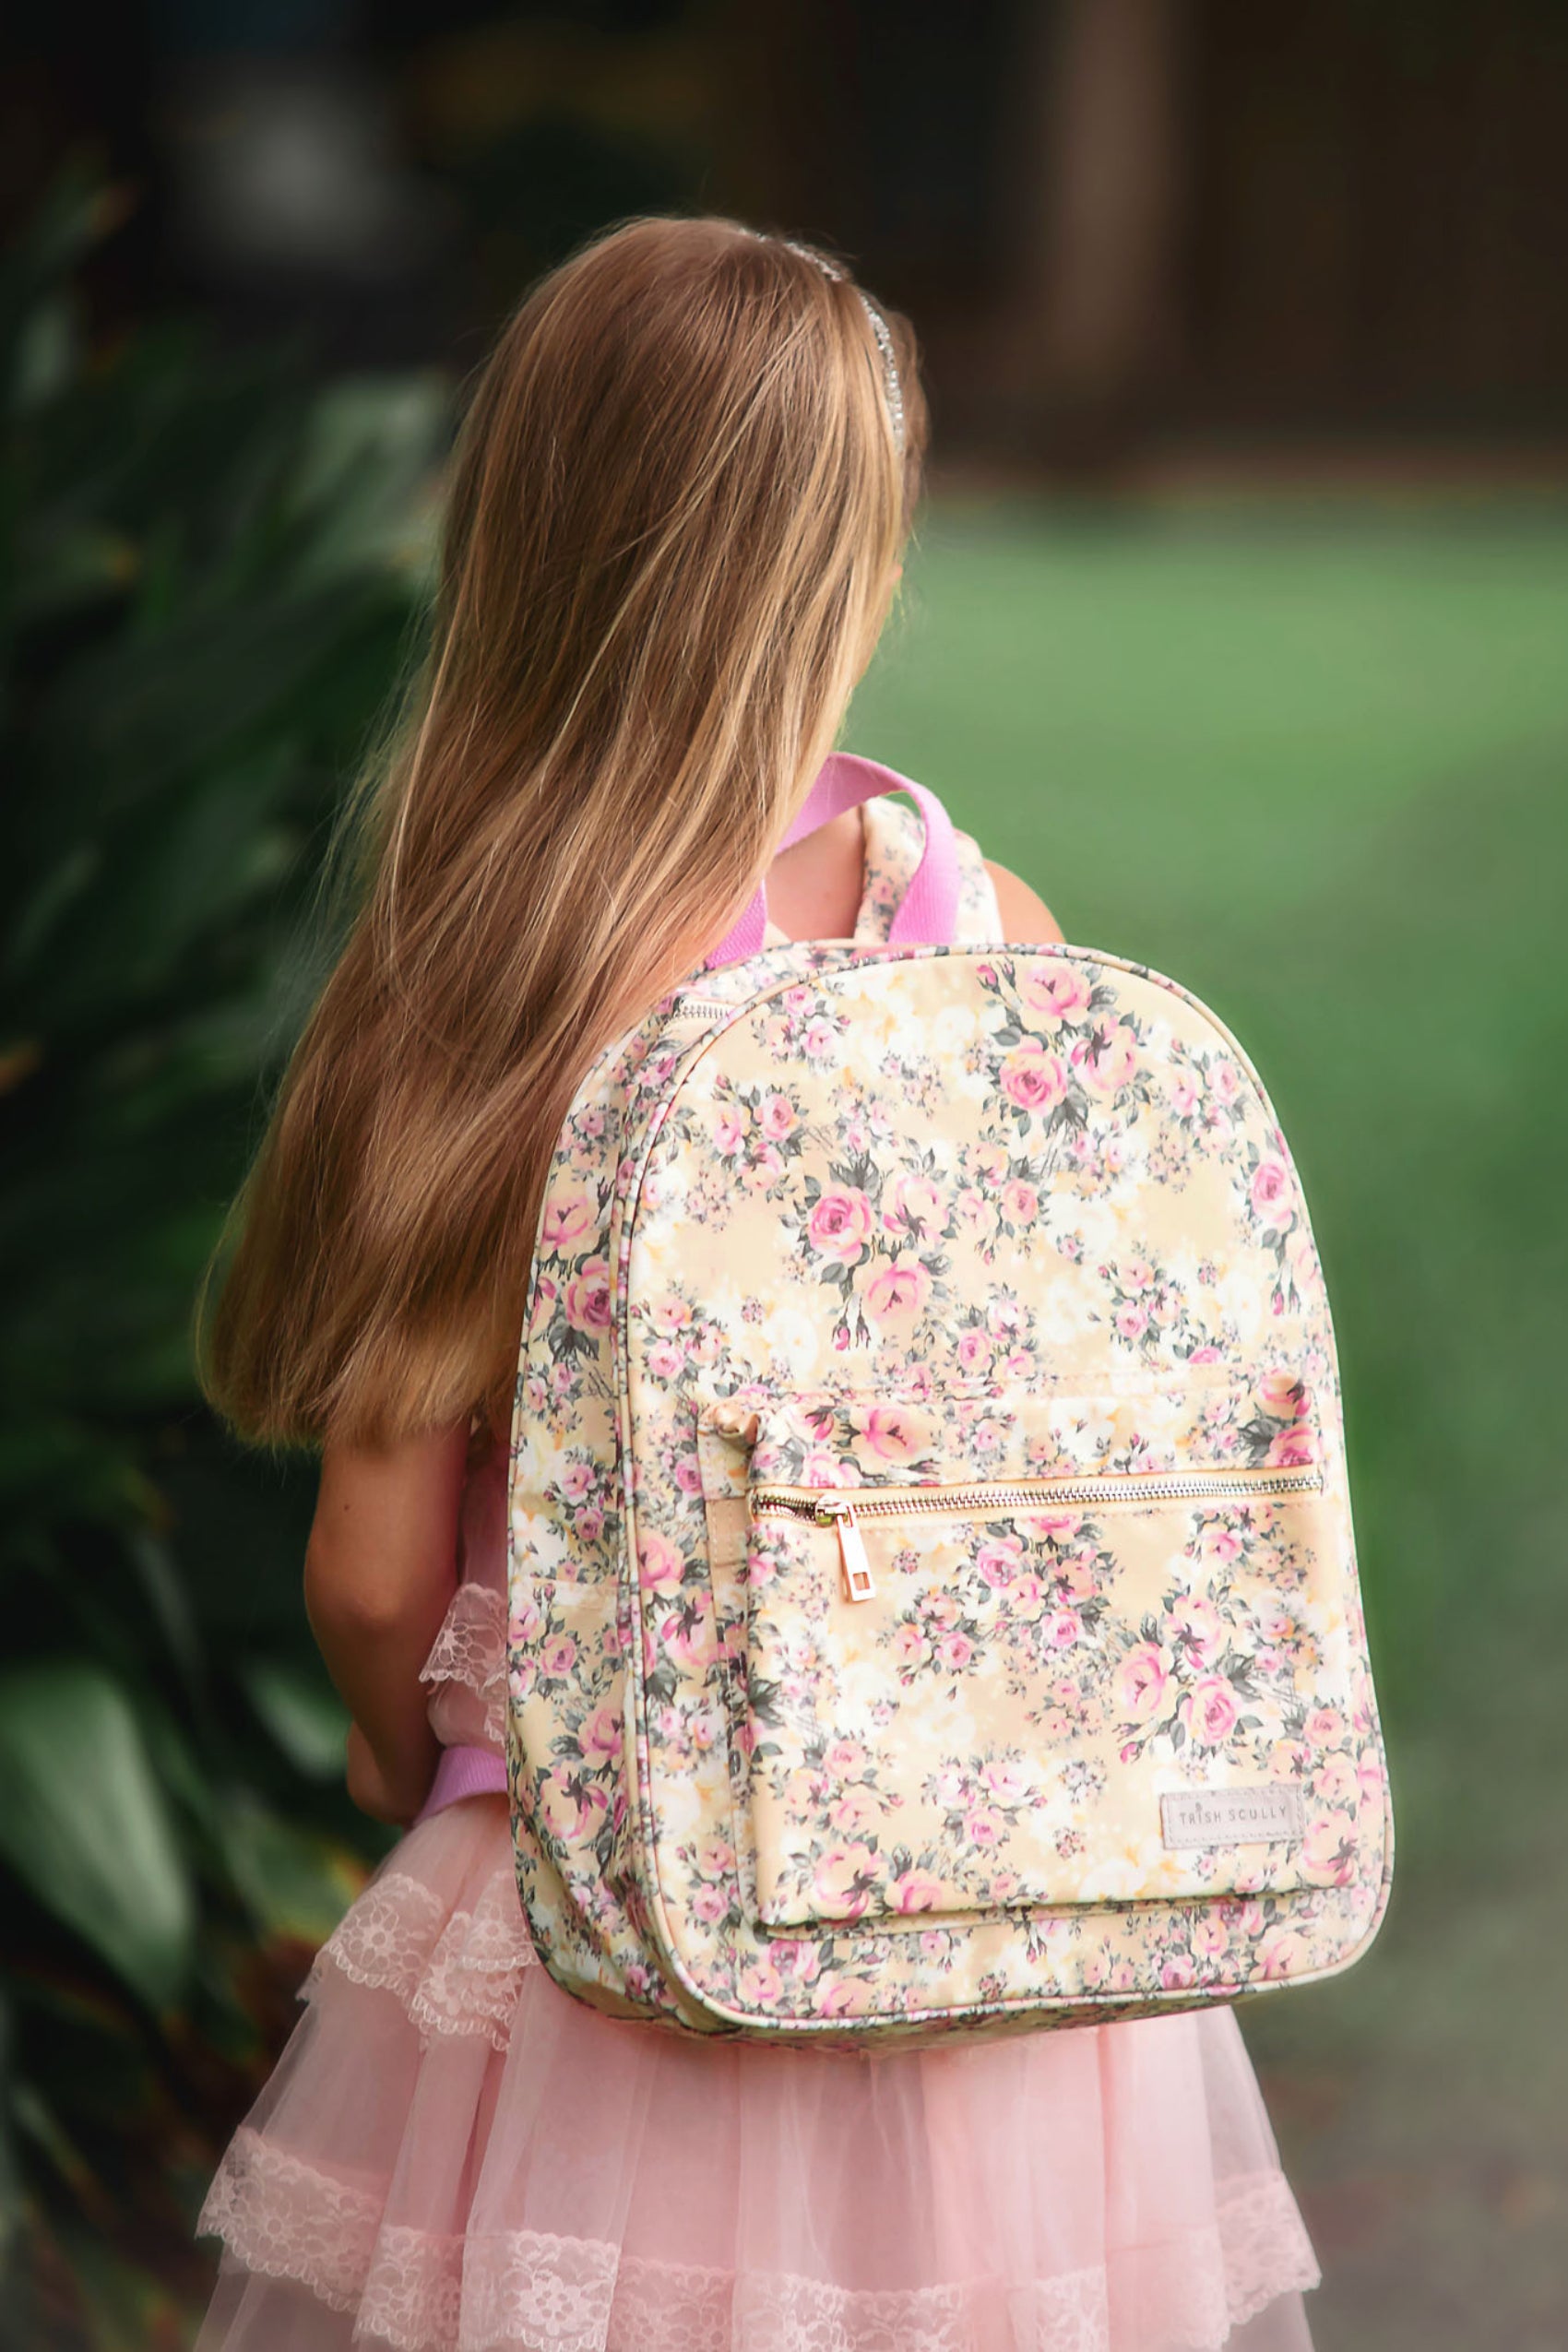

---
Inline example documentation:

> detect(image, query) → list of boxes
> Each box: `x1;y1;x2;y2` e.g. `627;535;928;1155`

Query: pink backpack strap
703;752;961;971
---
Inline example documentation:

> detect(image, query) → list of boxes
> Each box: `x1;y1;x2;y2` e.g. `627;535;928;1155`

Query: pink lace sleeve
419;1432;508;1756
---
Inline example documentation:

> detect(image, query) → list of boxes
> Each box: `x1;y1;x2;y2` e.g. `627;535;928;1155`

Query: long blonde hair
198;214;929;1450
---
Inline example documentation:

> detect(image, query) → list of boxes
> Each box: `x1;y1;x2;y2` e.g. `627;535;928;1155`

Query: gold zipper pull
816;1496;874;1601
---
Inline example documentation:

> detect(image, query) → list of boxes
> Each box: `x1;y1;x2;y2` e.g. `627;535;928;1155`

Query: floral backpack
505;751;1394;2045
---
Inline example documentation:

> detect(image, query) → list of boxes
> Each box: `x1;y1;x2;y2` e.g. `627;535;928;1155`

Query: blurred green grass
854;499;1568;2349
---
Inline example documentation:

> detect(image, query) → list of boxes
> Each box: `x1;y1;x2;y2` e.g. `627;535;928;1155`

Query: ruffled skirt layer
196;1793;1321;2352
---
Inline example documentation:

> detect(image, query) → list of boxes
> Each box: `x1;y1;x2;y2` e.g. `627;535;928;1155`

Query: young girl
195;216;1322;2351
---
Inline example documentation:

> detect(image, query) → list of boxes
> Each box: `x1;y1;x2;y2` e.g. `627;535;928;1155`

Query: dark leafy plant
0;172;447;2348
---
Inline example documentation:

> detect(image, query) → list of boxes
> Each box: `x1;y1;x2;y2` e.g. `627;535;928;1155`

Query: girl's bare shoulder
983;859;1063;946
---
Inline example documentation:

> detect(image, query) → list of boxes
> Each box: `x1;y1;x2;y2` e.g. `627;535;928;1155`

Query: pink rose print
1116;1644;1169;1721
541;1191;594;1251
771;1936;821;1986
1003;1180;1039;1224
1054;1558;1095;1605
741;1960;786;2008
1301;1814;1356;1884
636;1531;684;1595
1266;1423;1316;1467
856;1404;927;1461
741;1143;786;1192
807;1186;873;1263
883;1170;944;1236
976;1538;1023;1588
664;1613;718;1670
1313;1753;1358;1806
889;1871;945;1914
580;1705;622;1759
831;1788;879;1836
1075;1021;1138;1097
861;1255;932;1318
1183;1676;1239;1746
999;1042;1069;1113
1170;1594;1222;1668
954;1188;990;1236
1019;963;1092;1020
715;1107;747;1156
813;1844;877;1918
1258;1926;1309;1980
1250;1158;1295;1230
1258;1370;1308;1421
564;1257;612;1334
1026;1509;1083;1539
817;1978;874;2019
759;1091;797;1140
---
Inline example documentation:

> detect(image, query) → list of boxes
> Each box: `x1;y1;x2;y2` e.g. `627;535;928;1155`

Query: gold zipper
752;1467;1324;1603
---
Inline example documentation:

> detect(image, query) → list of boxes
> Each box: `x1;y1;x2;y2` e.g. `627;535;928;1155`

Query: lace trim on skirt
198;2125;1318;2352
305;1865;537;2051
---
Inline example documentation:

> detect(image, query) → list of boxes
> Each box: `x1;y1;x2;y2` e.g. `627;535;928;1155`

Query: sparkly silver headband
780;239;906;458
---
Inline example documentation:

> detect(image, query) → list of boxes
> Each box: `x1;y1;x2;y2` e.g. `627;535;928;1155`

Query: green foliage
0;172;447;2346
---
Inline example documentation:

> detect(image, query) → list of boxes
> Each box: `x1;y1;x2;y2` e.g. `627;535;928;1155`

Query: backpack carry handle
702;752;962;971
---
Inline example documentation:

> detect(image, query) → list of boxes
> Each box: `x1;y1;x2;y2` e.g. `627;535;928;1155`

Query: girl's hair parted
198;213;929;1453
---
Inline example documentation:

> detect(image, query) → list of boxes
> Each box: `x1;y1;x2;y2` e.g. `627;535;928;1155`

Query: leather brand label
1159;1784;1303;1848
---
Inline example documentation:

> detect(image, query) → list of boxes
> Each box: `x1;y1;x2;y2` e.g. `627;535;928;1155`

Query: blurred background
2;3;1565;2346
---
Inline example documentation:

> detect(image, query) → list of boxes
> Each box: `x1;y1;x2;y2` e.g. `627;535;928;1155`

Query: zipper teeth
753;1467;1324;1522
668;999;733;1025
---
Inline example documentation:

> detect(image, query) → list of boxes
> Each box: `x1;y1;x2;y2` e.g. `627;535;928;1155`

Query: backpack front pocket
735;1416;1352;1930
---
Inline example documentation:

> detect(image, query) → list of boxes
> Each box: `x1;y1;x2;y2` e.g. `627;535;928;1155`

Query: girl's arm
303;1421;470;1825
985;860;1064;944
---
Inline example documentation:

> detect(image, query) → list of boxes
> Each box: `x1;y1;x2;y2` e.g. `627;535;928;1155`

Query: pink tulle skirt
196;1789;1321;2352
